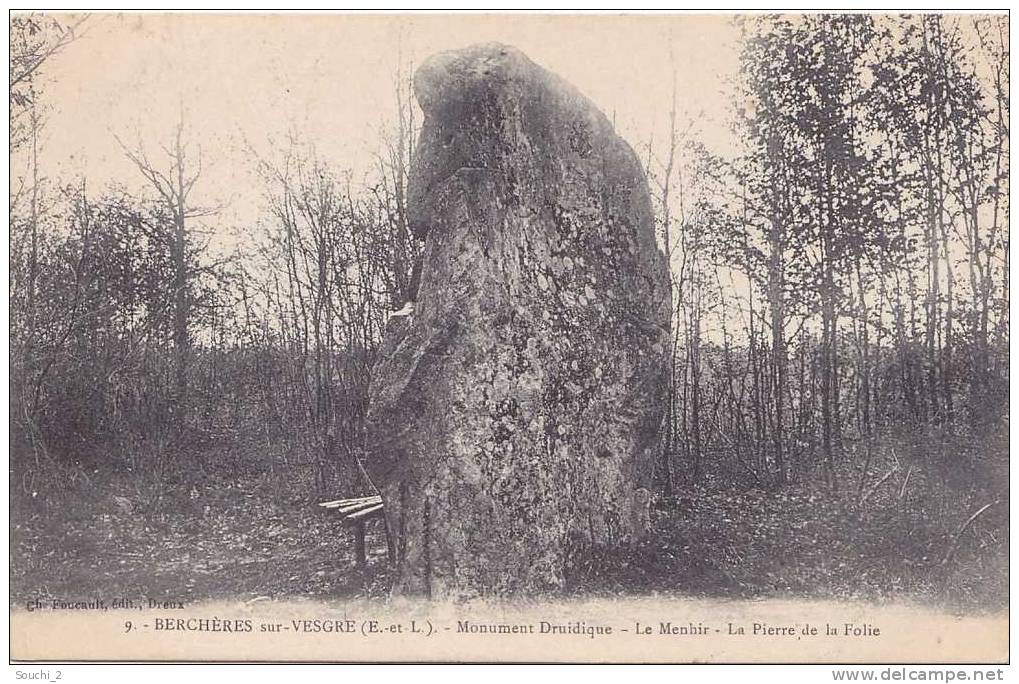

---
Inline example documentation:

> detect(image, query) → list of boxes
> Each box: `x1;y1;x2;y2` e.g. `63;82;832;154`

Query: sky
23;13;743;240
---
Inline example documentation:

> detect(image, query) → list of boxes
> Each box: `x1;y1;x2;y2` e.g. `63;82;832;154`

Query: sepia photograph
7;10;1010;665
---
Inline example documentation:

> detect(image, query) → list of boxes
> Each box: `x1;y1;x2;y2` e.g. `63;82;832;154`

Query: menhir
366;43;671;598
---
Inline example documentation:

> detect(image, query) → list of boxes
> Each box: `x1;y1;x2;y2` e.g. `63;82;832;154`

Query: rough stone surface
366;43;671;598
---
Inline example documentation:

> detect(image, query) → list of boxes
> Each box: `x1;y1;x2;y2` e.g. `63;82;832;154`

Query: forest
9;14;1009;608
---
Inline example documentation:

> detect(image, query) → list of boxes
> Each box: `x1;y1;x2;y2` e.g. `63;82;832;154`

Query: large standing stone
366;43;671;598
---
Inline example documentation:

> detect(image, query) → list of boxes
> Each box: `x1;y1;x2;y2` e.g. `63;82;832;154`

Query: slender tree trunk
172;203;189;429
768;215;787;484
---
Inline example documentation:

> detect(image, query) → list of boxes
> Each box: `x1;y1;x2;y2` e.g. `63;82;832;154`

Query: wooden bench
318;495;386;566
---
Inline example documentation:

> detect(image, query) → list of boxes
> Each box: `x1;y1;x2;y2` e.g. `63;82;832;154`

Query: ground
571;481;1008;611
9;430;1008;612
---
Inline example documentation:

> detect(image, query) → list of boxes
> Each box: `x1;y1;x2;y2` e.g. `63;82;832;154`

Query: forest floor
9;428;1008;613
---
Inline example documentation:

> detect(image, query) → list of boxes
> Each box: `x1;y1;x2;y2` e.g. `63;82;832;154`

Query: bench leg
354;521;366;566
383;519;396;566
